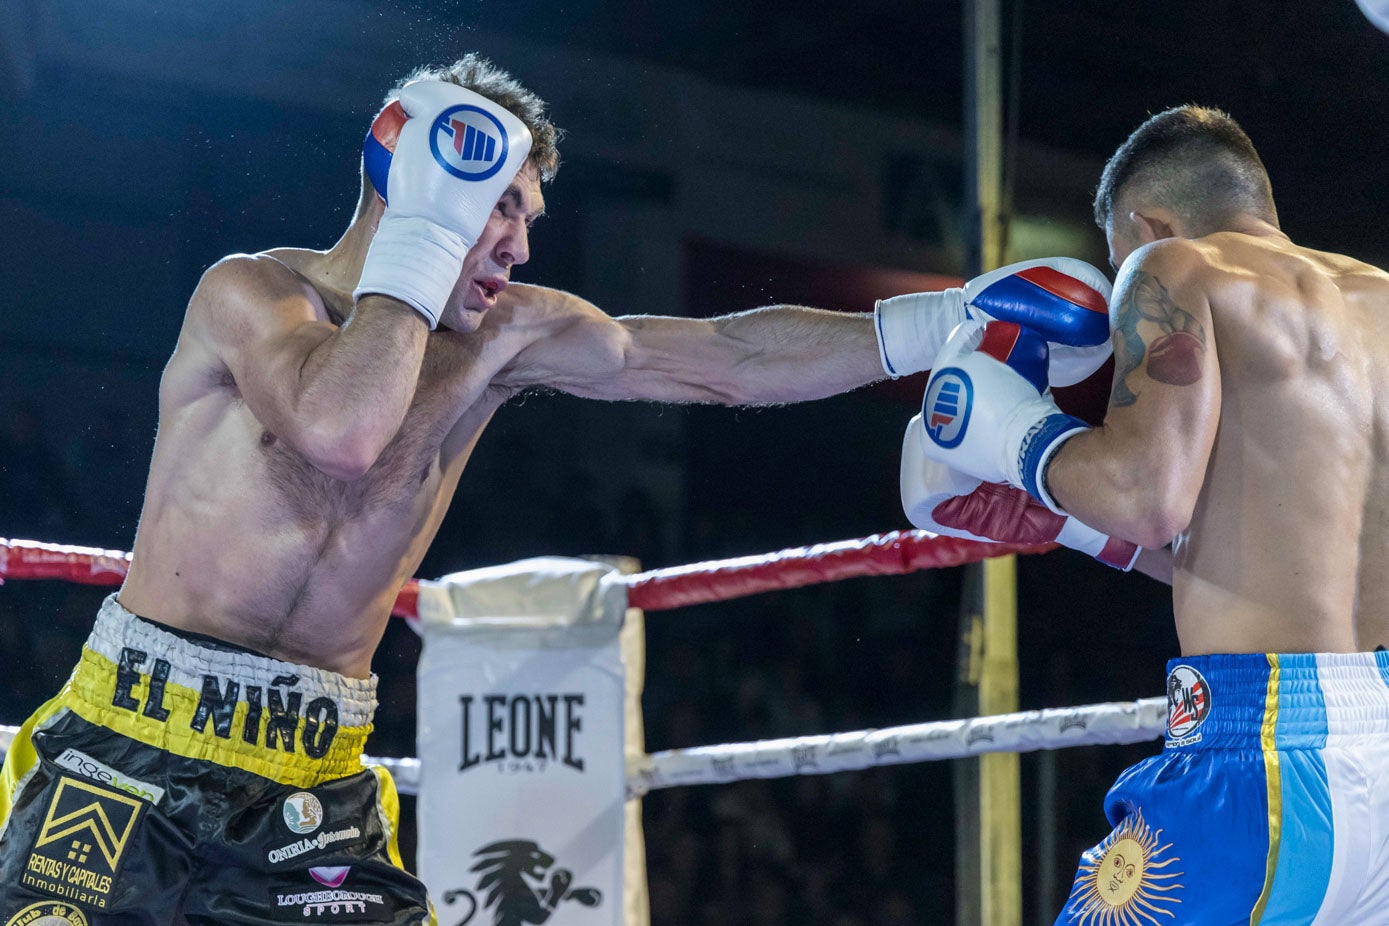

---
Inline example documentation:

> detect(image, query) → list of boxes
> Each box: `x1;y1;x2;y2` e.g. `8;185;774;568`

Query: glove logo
430;105;511;182
923;368;973;449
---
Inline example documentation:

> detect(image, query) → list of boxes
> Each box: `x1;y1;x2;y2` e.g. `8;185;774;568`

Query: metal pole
959;1;1020;924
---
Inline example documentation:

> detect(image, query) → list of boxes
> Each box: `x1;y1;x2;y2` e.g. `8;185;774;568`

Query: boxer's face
439;163;545;332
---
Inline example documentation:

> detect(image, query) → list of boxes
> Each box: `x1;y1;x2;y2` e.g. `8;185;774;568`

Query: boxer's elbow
1121;506;1187;550
1115;477;1195;549
298;420;386;481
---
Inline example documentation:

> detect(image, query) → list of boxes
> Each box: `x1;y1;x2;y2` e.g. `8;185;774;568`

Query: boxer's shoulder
185;251;337;338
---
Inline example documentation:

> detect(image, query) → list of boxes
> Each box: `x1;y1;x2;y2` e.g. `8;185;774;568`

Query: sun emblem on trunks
1068;808;1183;926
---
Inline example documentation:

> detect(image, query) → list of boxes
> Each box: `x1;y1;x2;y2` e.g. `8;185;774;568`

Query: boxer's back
1175;233;1389;654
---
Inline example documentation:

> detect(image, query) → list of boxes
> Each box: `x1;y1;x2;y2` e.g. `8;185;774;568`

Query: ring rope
2;532;1122;801
0;532;1053;618
0;696;1165;798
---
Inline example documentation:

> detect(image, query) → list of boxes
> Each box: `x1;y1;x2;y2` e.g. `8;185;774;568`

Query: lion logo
442;839;602;926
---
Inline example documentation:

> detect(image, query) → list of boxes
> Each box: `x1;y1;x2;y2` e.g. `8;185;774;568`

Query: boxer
924;104;1389;924
0;52;1117;922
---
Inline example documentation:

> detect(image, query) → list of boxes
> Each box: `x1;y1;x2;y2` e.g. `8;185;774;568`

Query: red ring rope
0;533;1053;618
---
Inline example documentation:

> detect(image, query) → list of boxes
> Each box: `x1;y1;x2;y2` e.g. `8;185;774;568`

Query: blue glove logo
923;368;973;448
430;104;510;182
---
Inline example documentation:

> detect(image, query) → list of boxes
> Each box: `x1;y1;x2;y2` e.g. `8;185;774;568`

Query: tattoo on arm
1111;271;1208;407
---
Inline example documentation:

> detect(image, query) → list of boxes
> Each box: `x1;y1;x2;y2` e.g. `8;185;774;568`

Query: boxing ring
0;534;1166;924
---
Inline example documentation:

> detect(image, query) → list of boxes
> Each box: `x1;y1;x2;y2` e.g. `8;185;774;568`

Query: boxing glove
901;413;1139;569
920;320;1089;513
874;257;1112;387
354;80;533;328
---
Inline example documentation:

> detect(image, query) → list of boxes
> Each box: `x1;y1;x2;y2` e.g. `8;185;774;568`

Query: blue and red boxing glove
919;319;1089;513
874;257;1112;387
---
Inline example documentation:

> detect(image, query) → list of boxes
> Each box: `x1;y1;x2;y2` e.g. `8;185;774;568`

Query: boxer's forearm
292;295;429;478
1044;428;1194;550
498;287;886;404
689;306;885;404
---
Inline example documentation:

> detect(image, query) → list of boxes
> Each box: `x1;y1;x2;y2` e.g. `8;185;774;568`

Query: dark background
2;1;1387;923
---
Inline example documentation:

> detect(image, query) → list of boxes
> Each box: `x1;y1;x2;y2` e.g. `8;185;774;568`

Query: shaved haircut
1094;105;1276;234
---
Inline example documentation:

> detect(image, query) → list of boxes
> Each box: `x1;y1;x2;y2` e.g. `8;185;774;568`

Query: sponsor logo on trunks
110;650;341;759
22;777;144;910
52;749;165;805
267;826;364;865
3;901;89;926
284;792;324;835
439;840;602;926
271;883;386;922
458;693;586;775
1165;664;1211;745
923;368;973;448
1068;808;1183;926
431;104;510;182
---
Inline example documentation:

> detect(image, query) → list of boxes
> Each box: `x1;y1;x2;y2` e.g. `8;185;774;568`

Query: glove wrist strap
353;213;468;330
1017;414;1088;514
874;289;965;377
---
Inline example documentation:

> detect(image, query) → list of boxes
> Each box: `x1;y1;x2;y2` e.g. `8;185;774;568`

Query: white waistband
91;595;378;728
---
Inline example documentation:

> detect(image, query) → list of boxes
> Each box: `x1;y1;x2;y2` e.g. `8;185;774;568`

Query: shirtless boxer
0;53;1125;924
918;105;1389;924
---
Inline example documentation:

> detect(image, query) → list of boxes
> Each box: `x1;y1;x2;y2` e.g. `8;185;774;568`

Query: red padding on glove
932;482;1067;545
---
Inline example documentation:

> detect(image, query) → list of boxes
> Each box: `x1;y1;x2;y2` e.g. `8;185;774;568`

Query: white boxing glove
919;320;1089;512
355;80;534;328
901;413;1139;570
874;257;1113;387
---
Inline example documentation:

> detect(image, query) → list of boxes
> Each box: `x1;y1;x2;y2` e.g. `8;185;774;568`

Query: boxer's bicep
505;310;741;403
191;256;418;478
1103;261;1221;480
192;257;335;430
1050;247;1220;545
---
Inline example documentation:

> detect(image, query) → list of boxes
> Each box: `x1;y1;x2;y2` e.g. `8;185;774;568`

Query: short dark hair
1093;105;1275;233
388;53;562;183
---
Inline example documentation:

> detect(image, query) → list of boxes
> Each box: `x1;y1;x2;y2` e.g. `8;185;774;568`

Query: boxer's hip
13;594;378;790
1161;651;1389;750
1059;652;1389;925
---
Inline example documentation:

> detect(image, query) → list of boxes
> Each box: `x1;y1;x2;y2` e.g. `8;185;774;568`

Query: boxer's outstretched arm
493;284;884;404
1044;241;1221;548
191;254;428;480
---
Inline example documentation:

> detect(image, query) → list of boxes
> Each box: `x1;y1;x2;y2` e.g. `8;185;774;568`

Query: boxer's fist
901;414;1139;569
368;81;532;248
920;320;1089;512
874;257;1112;386
354;81;533;327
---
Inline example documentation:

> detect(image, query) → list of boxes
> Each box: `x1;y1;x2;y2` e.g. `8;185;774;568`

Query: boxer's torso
120;249;538;677
1172;232;1389;654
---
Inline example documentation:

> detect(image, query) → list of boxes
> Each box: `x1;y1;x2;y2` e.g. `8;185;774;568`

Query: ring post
964;0;1021;921
414;557;630;926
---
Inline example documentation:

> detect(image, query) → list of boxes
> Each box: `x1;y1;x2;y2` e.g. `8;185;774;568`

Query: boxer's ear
1129;211;1175;245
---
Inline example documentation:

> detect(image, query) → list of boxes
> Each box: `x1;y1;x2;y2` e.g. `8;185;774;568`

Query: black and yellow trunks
0;595;432;925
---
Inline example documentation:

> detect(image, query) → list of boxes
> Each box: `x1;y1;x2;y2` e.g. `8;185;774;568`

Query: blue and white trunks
1057;652;1389;926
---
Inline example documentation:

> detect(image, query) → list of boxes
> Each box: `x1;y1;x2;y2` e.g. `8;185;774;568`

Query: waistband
1164;652;1389;750
57;594;378;786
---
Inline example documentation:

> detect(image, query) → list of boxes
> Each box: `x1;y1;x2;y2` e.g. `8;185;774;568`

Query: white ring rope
0;696;1165;798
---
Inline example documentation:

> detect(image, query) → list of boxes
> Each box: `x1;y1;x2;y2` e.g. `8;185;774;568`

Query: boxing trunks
0;595;433;925
1058;652;1389;925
